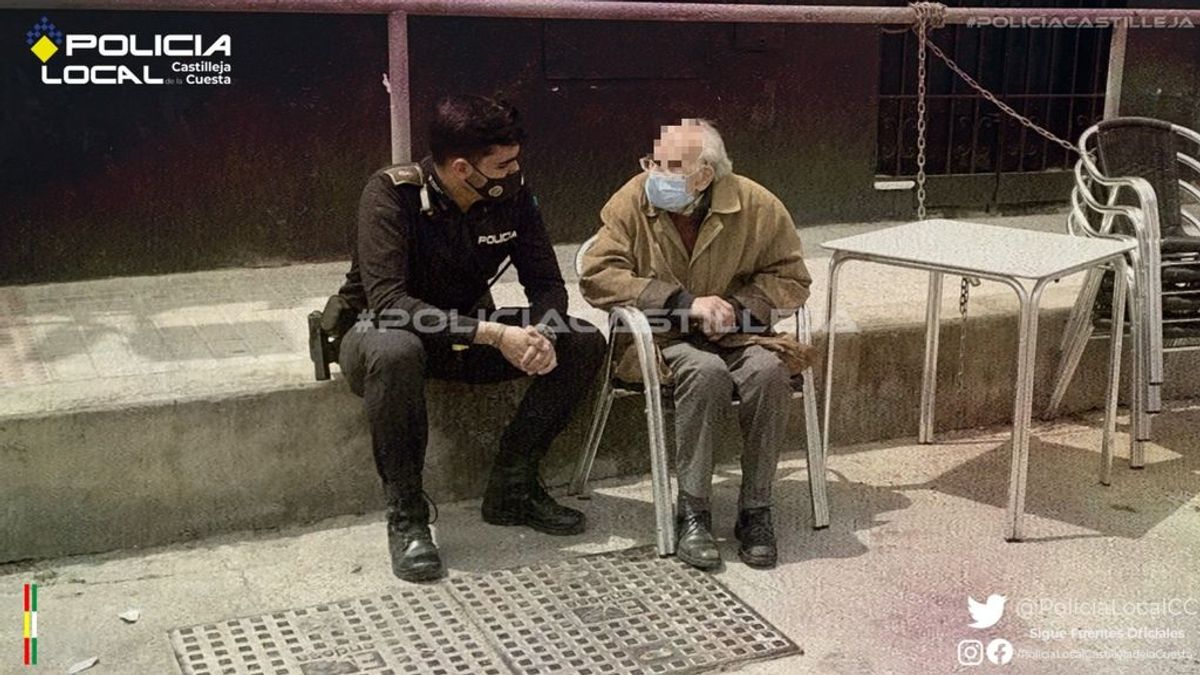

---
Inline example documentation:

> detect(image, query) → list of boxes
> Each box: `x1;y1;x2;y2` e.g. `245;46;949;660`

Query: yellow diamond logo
31;35;58;63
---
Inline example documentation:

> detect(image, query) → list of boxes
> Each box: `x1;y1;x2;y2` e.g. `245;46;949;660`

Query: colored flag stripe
22;584;39;666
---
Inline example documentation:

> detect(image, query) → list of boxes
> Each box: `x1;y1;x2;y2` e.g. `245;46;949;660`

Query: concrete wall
7;303;1200;563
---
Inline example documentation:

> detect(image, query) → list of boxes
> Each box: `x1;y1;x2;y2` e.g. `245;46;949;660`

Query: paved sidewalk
0;212;1083;417
3;410;1199;675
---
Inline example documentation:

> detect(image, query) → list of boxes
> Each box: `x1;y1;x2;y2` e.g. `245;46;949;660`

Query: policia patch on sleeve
382;163;423;187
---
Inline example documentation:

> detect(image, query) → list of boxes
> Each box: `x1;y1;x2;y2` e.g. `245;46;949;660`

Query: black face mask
467;161;524;202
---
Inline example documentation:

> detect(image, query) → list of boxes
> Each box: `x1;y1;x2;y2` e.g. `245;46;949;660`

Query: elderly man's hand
690;296;736;341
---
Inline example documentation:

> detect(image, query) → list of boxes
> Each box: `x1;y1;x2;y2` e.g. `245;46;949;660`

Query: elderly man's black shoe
675;498;721;570
734;507;778;569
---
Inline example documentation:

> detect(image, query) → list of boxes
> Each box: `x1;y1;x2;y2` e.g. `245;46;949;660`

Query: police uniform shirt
337;157;568;348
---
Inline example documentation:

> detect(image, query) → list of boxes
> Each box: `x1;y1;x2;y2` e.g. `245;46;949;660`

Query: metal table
820;219;1136;541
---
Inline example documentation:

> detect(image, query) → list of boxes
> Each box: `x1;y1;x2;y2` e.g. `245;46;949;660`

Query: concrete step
5;212;1199;562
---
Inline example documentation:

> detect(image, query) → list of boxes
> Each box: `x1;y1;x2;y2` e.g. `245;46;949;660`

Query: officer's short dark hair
429;95;526;165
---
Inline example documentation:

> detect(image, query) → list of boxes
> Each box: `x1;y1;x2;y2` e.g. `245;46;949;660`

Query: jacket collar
419;156;449;211
640;172;741;218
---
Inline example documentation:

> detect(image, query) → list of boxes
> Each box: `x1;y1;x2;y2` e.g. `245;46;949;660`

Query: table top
821;219;1135;280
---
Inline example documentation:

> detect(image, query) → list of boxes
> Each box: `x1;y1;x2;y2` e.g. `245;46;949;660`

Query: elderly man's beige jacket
580;171;813;383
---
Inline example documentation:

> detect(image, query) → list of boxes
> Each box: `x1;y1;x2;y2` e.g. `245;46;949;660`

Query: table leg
1101;256;1129;486
822;254;846;467
1006;282;1043;542
920;272;943;444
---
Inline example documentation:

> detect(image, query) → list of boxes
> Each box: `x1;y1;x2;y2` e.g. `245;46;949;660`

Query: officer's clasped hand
498;325;557;376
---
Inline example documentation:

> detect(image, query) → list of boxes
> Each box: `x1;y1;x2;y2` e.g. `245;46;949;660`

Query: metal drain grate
169;585;506;675
170;547;799;675
451;547;798;675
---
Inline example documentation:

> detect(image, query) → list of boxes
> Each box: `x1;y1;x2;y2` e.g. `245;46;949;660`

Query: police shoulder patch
381;163;424;187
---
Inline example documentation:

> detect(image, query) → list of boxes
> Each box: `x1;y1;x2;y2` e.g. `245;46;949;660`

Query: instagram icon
957;639;984;666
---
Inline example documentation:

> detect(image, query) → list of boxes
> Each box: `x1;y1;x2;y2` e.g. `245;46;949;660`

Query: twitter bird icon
968;594;1007;628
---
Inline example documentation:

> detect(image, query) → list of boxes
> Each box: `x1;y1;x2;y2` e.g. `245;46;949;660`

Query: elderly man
580;119;811;569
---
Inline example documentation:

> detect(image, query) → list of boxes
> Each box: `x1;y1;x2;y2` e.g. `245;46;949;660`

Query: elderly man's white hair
680;118;733;178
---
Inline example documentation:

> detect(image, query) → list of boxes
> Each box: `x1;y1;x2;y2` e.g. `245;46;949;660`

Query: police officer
335;95;606;582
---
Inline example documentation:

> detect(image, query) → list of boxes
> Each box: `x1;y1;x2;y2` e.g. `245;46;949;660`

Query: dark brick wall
0;6;1196;284
1;11;389;284
1125;0;1200;129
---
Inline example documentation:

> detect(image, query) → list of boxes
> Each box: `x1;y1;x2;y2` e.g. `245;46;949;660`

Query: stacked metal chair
1047;117;1200;466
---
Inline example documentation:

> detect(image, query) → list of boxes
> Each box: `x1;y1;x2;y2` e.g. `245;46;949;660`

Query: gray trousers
660;340;792;511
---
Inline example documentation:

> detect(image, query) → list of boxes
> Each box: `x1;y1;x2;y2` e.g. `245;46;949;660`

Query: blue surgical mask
645;171;700;213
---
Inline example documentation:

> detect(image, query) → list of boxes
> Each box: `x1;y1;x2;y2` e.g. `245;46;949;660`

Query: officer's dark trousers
338;314;606;496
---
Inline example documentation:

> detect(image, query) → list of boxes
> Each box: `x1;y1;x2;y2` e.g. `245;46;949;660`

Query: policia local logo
26;16;233;85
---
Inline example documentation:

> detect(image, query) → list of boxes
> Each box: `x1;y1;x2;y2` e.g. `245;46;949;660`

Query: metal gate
877;0;1127;178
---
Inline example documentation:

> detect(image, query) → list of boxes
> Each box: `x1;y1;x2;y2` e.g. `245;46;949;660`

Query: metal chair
568;235;829;556
1047;117;1200;466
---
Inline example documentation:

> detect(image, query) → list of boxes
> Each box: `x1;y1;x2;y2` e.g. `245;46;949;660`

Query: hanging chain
909;2;1089;402
913;5;930;220
923;39;1078;155
910;3;986;397
957;276;978;389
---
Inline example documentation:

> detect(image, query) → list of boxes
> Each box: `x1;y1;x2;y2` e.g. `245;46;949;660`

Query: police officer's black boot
675;492;721;570
384;483;444;582
481;451;586;535
734;506;778;569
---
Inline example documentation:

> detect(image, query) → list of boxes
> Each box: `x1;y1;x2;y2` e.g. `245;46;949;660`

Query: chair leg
570;330;619;498
1057;267;1097;354
1128;266;1149;468
1133;246;1162;414
1147;233;1165;409
1148;381;1163;414
1101;257;1128;486
801;368;830;529
1145;279;1163;414
1046;267;1103;418
611;306;677;556
569;384;615;499
644;387;676;556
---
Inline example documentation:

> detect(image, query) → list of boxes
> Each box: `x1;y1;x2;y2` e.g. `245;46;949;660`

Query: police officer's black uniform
334;158;605;581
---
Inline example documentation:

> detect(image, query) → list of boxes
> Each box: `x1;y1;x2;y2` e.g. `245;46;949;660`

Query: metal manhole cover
169;547;799;675
450;546;799;674
169;586;506;675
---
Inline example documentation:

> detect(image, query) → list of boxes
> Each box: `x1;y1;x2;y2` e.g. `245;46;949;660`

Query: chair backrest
1080;117;1200;238
1095;117;1183;236
574;233;599;277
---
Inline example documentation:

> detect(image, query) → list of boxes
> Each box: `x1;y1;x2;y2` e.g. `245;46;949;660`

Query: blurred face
646;125;713;194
